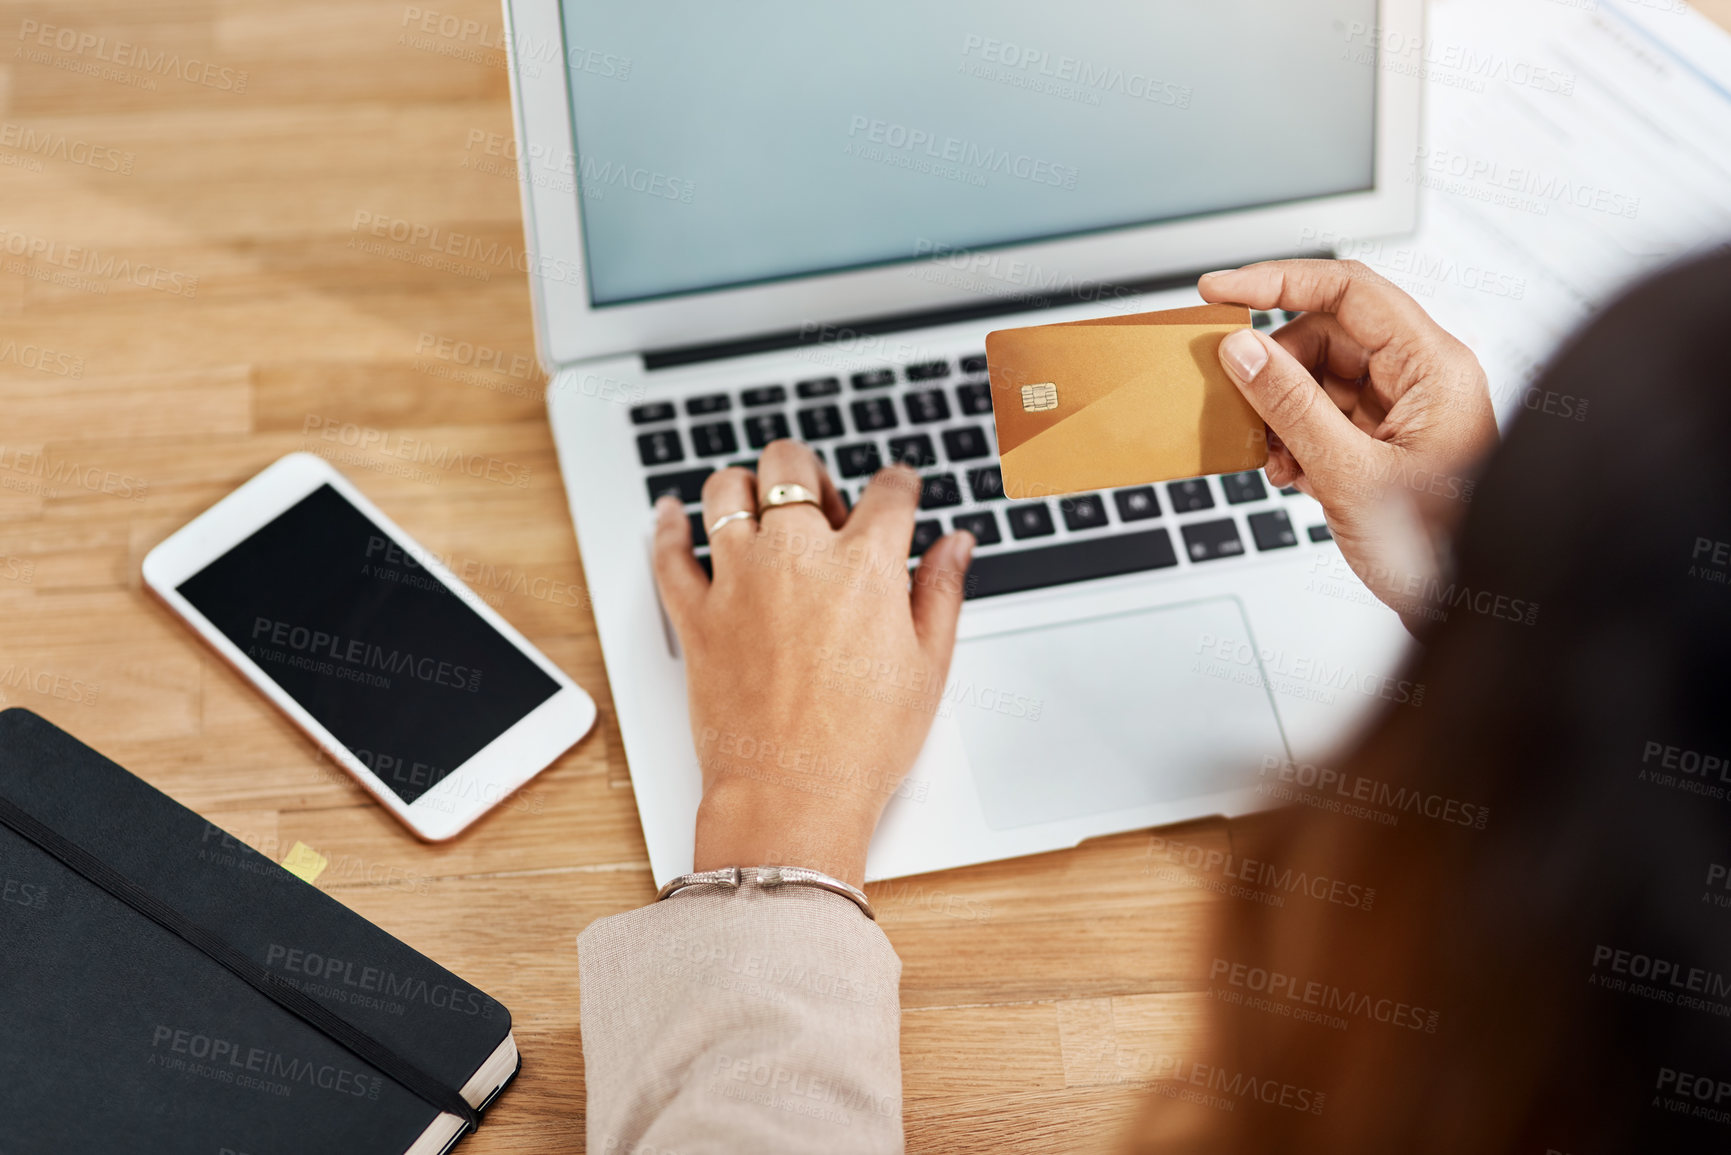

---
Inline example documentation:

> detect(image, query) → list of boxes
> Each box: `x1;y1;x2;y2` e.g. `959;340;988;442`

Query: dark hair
1132;251;1731;1153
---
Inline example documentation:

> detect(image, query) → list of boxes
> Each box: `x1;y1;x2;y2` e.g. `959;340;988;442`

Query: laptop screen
561;0;1378;307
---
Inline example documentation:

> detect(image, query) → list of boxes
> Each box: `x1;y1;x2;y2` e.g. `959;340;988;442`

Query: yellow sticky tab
281;841;329;885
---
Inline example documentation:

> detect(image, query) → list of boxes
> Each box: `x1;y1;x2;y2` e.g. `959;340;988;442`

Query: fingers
1264;441;1303;489
700;467;760;557
1271;311;1371;384
1200;260;1440;354
1217;328;1383;497
847;464;922;553
910;531;974;663
651;495;709;631
1277;312;1387;430
756;440;835;535
817;463;849;528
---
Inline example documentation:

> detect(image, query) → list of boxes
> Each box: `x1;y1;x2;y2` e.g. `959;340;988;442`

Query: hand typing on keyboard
1200;259;1499;632
651;440;976;888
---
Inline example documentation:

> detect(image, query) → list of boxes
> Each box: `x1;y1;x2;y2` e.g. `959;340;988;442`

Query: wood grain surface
3;2;1723;1151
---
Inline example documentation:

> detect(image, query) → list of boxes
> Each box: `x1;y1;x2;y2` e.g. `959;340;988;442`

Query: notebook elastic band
0;795;480;1133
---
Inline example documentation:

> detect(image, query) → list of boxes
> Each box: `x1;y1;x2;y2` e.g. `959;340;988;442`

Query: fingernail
1200;268;1238;280
654;494;681;518
954;531;976;566
1220;329;1268;382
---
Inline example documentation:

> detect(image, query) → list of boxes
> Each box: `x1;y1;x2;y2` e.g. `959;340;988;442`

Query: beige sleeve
577;883;905;1155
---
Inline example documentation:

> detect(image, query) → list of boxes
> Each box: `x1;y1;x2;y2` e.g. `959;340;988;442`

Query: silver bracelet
655;865;875;920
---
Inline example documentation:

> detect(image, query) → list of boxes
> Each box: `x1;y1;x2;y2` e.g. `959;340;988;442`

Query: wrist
692;779;877;889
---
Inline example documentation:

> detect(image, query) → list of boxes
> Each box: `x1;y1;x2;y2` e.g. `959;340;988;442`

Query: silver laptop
503;0;1424;885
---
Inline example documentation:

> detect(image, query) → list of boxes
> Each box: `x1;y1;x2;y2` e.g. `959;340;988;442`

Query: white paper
1328;0;1731;422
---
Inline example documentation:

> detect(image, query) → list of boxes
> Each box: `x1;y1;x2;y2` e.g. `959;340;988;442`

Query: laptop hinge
638;261;1312;371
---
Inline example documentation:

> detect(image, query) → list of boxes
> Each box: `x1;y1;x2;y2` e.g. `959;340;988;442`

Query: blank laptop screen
560;0;1378;306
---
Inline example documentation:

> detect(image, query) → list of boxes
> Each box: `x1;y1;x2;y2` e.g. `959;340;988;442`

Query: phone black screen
177;484;561;804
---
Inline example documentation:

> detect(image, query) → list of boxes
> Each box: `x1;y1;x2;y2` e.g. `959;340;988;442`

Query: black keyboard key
797;376;842;398
798;405;845;440
690;421;738;457
1060;493;1109;531
904;389;951;424
956;381;993;415
959;354;988;374
941;426;991;461
744;412;790;449
1114;486;1160;522
689;512;708;548
1252;311;1276;331
1181;518;1244;562
906;360;951;381
1167;478;1215;513
741;385;786;407
646;467;713;505
1007;503;1056;539
951;510;1001;546
888;434;936;468
965;528;1178;599
730;458;758;471
696;553;713;578
835;442;883;479
1221;471;1268;504
919;473;963;510
1248;509;1298;551
852;368;895;390
1308;524;1333;542
631;401;675;425
910;520;943;557
1280;486;1300;496
968;465;1006;502
637;429;684;467
686;393;730;416
852;397;898;432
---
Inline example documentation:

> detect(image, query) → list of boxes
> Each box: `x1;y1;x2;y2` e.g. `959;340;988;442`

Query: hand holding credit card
985;304;1267;498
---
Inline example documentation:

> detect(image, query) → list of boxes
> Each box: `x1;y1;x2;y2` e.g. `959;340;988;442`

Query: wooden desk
3;3;1724;1150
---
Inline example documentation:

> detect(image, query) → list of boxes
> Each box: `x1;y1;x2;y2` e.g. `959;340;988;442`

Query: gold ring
760;482;821;512
707;510;756;537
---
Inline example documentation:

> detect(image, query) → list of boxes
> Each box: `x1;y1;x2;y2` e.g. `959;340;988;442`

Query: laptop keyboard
636;310;1330;600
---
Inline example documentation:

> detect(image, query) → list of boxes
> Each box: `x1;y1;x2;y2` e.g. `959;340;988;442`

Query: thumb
1217;328;1372;494
910;530;973;663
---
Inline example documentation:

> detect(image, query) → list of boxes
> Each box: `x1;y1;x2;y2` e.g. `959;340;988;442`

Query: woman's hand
651;440;975;888
1199;260;1498;627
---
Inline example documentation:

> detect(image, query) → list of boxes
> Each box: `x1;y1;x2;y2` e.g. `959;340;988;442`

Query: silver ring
760;482;821;512
707;509;756;537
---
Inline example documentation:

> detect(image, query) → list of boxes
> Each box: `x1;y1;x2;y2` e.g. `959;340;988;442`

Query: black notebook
0;708;518;1155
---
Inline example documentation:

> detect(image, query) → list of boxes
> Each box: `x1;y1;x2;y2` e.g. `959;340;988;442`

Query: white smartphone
142;452;597;840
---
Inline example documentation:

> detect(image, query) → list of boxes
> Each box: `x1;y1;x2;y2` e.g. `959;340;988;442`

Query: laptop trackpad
952;596;1288;831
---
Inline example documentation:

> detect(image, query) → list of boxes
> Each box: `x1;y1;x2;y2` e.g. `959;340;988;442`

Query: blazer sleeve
578;882;906;1154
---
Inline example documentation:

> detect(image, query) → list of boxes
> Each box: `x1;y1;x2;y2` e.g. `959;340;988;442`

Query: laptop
502;0;1424;885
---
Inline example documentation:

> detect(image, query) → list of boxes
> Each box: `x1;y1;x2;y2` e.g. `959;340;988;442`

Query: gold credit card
985;304;1267;499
